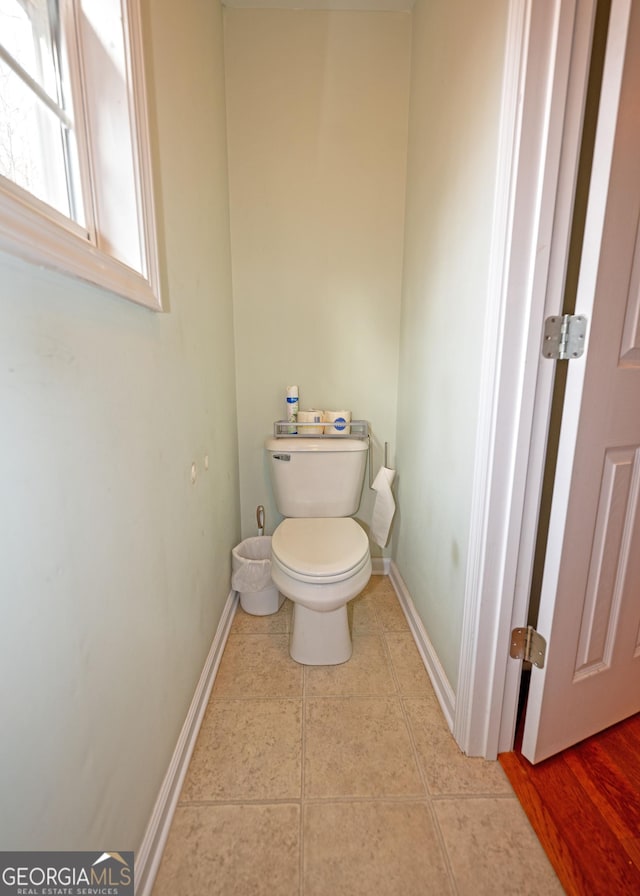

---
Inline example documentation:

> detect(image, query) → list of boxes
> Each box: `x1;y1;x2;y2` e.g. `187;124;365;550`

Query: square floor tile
404;698;512;796
304;633;396;697
348;592;382;632
385;632;434;695
434;797;564;895
231;598;292;634
148;570;566;896
152;803;300;896
304;801;453;896
181;698;302;801
361;575;396;597
304;697;424;798
211;633;302;698
375;592;410;631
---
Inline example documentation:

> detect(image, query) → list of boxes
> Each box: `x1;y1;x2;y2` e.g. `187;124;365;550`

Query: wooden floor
499;712;640;896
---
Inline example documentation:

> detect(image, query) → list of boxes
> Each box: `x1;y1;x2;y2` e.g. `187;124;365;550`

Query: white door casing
454;0;598;759
522;0;640;763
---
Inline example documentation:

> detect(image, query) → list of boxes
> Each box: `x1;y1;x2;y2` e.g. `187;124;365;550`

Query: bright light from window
0;0;84;223
0;0;162;311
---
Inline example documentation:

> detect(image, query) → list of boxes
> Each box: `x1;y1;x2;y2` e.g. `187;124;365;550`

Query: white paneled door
522;0;640;764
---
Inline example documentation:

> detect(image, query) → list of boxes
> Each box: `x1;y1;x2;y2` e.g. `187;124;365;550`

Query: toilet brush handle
257;505;265;536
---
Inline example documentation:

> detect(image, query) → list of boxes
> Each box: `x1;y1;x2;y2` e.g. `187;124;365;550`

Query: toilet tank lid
265;437;367;452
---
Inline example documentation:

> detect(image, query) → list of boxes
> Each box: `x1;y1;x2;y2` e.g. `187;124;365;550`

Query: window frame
0;0;163;312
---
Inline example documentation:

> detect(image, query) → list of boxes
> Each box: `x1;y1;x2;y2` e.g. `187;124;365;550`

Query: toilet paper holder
369;439;390;489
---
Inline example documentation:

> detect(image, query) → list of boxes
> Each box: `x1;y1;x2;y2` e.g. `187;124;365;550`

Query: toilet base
289;603;352;665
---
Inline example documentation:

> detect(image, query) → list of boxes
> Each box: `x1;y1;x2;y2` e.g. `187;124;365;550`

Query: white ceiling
222;0;414;10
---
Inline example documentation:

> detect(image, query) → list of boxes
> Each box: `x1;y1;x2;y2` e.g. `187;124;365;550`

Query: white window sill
0;187;163;312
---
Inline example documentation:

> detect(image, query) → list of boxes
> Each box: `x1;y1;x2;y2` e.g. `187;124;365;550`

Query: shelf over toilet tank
272;419;369;440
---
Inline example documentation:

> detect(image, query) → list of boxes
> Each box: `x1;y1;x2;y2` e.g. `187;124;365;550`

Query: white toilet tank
265;437;368;518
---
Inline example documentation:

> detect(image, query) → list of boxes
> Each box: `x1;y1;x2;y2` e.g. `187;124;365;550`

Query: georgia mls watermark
0;852;133;896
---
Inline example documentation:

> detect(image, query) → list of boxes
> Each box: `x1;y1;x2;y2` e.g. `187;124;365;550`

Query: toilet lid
272;518;369;582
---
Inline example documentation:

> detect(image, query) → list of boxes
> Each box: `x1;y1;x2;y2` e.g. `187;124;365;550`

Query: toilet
265;437;372;665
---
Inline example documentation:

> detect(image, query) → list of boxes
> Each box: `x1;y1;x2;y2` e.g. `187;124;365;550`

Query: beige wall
394;0;510;689
224;9;411;549
0;0;238;851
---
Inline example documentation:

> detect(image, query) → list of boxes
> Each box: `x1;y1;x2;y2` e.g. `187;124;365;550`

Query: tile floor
152;576;563;895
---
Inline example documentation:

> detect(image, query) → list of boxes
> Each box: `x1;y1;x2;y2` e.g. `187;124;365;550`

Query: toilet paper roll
297;409;324;434
371;466;396;548
323;410;351;435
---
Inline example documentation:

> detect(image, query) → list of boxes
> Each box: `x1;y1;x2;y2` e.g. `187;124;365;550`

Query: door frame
453;0;599;758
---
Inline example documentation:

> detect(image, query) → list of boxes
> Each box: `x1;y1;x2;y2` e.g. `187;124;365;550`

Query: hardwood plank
621;836;640;870
616;715;640;751
499;751;592;896
499;716;640;896
607;721;640;790
564;738;640;845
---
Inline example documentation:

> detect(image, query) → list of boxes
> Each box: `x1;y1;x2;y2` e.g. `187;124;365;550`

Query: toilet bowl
271;517;371;665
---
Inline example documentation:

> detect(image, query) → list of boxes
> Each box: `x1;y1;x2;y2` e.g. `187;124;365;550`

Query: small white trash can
231;536;284;616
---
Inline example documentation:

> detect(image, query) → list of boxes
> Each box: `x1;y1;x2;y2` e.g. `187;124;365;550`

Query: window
0;0;162;310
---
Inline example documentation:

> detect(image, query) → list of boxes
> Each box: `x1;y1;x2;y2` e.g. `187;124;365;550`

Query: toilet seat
272;518;370;585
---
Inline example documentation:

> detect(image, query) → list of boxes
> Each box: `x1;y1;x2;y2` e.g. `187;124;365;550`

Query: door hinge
510;626;547;669
542;314;587;360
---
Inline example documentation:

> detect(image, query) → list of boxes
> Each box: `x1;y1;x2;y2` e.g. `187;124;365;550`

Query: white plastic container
231;536;284;615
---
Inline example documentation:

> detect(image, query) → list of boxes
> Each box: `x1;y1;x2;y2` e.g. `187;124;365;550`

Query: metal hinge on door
510;626;547;669
542;314;587;360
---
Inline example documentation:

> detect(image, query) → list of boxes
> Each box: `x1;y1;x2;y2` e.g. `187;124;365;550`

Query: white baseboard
388;561;456;730
134;590;238;896
371;556;391;575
